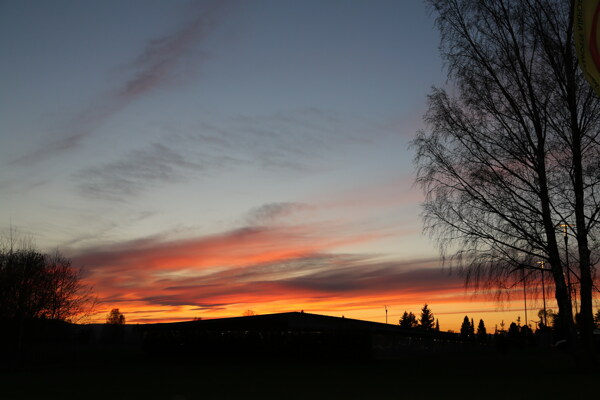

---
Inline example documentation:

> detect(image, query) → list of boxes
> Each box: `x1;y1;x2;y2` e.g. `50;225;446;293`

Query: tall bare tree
413;0;600;357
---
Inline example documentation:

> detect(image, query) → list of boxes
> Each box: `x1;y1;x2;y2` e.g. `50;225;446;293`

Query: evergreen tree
460;316;471;338
419;304;435;330
435;318;440;331
477;319;487;340
399;311;418;328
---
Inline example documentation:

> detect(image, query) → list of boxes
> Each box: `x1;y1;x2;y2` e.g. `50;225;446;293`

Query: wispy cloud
73;142;242;201
12;1;230;166
73;106;391;202
244;202;313;226
204;107;384;171
74;223;377;276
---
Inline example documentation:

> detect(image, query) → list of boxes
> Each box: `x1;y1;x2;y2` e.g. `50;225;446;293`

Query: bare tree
413;0;600;357
0;238;95;322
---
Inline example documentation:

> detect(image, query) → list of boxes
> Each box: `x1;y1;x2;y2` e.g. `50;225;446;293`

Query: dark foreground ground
1;349;597;400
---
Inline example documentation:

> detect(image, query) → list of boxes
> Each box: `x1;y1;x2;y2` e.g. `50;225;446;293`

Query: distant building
138;312;479;360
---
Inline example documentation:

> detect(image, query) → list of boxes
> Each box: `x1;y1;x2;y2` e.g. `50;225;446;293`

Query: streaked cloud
192;107;387;171
12;1;230;166
71;215;464;323
73;106;393;202
73;142;243;201
244;202;312;226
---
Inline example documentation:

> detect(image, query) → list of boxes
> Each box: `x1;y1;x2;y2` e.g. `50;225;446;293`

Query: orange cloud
75;212;556;332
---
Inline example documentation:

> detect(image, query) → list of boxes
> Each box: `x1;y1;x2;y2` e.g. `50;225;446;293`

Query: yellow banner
574;0;600;95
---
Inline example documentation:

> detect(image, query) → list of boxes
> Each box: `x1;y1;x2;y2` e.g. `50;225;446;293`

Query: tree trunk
536;136;577;350
564;1;596;362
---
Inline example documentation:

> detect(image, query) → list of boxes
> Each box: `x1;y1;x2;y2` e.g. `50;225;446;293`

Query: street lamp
537;260;547;326
522;266;528;331
385;305;388;324
530;320;539;331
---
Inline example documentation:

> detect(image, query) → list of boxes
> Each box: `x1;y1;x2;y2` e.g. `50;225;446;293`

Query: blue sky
0;1;529;328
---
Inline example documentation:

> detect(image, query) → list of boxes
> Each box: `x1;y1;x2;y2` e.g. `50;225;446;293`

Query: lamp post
537;260;548;326
522;266;528;332
530;320;539;331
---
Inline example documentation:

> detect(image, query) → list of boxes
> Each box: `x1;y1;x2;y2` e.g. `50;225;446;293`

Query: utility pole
385;305;388;324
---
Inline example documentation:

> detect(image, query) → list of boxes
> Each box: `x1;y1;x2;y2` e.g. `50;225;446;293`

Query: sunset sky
0;0;548;331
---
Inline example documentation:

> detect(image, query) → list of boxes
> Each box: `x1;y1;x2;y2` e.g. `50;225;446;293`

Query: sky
0;0;549;331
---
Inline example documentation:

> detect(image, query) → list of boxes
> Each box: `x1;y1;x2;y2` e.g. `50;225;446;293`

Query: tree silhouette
242;310;256;317
419;304;435;330
106;308;125;325
538;308;556;329
508;322;520;339
0;239;94;322
413;0;600;356
399;311;418;328
460;316;471;338
477;319;487;340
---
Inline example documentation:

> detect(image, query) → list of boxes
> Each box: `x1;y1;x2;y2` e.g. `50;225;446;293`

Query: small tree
399;311;418;328
420;304;435;330
594;310;600;329
106;308;125;325
435;318;440;331
460;316;471;338
242;310;256;317
477;319;487;340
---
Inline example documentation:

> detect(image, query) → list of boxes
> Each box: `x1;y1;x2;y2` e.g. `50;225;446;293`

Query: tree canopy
399;311;419;329
477;319;487;339
460;316;472;338
419;304;435;330
414;0;600;356
0;240;94;322
106;308;126;325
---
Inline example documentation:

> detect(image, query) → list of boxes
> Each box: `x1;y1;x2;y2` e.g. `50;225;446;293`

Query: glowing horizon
75;219;557;333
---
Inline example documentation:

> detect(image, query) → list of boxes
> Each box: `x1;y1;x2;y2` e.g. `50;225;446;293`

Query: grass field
1;350;597;399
